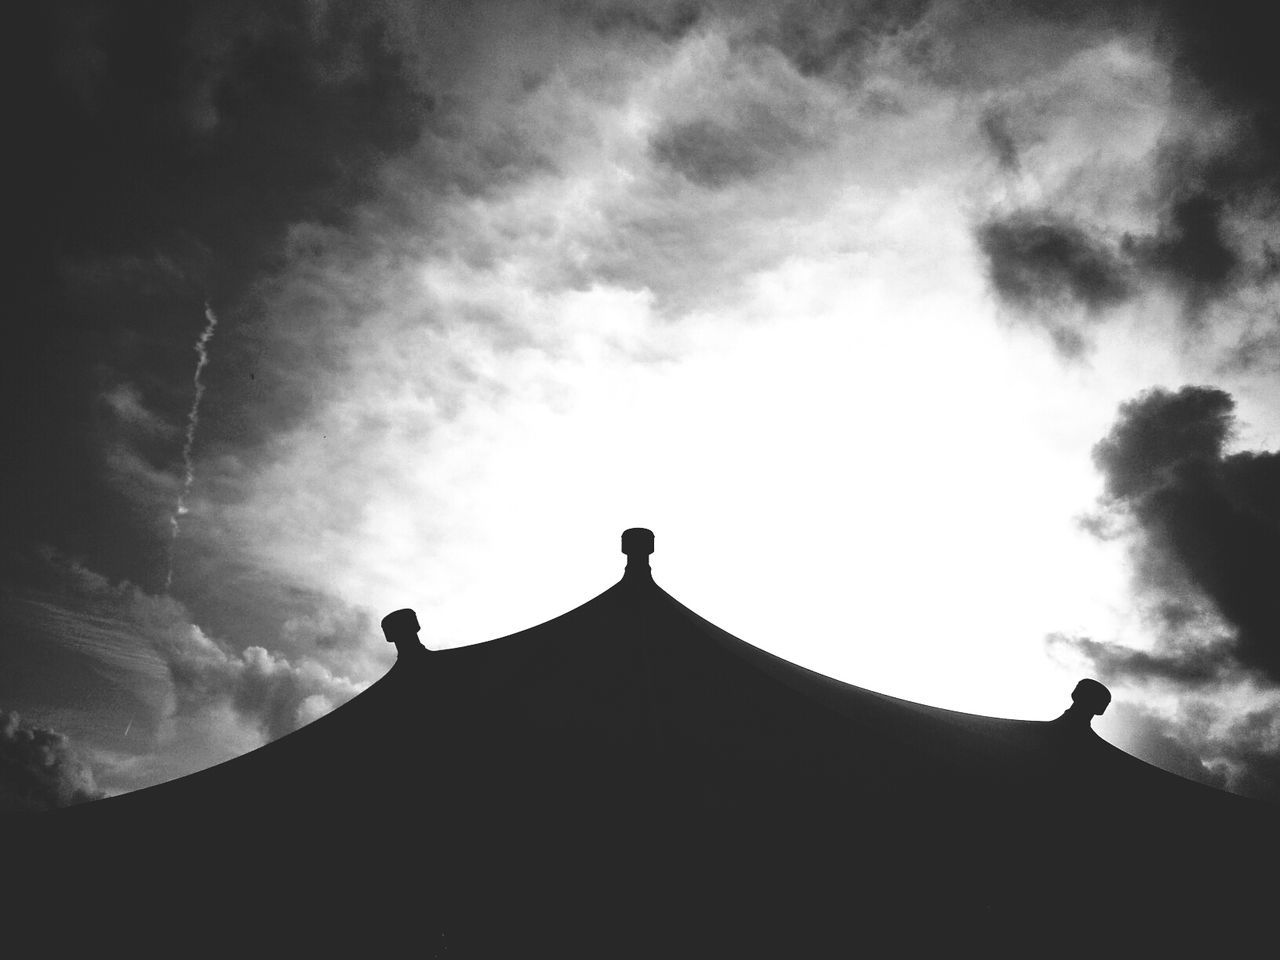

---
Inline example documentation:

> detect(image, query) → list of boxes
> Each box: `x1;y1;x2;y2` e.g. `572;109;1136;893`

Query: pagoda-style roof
8;529;1276;955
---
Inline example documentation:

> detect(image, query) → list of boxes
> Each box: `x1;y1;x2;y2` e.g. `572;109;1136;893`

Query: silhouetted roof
7;529;1277;955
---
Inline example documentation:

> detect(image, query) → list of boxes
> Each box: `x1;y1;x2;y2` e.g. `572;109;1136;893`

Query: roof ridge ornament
621;527;654;580
382;608;429;660
1056;678;1110;729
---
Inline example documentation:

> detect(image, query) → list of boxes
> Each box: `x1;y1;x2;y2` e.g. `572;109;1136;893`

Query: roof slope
7;530;1276;954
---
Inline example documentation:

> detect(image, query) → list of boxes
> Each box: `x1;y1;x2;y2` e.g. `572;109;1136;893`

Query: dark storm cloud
8;0;433;588
651;104;816;188
980;196;1274;360
977;213;1131;312
1148;0;1280;193
573;0;703;41
1120;129;1274;332
653;118;764;187
1124;191;1238;304
1060;386;1280;798
1089;386;1280;680
38;0;430;291
976;212;1131;357
979;107;1019;170
0;710;104;812
645;17;832;193
1092;386;1235;499
760;0;932;80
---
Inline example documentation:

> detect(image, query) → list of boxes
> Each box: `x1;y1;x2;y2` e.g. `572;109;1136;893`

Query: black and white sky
4;0;1278;809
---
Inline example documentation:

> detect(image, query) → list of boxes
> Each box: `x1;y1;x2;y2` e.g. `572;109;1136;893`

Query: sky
4;0;1278;810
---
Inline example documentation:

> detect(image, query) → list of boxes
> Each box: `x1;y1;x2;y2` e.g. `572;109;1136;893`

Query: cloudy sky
4;0;1278;809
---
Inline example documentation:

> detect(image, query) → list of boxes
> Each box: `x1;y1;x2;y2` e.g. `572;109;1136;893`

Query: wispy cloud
167;303;220;591
3;550;370;794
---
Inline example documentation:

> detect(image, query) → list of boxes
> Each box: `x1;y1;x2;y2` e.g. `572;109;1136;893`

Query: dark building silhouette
5;529;1276;955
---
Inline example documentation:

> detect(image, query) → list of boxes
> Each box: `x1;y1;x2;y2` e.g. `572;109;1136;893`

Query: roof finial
1056;678;1110;729
621;528;654;579
381;608;428;661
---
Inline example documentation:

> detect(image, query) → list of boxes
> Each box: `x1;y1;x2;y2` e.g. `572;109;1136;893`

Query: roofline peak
1056;678;1111;730
381;607;428;659
621;527;654;580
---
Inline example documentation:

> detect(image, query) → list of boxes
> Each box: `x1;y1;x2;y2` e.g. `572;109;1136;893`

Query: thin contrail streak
167;302;219;591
